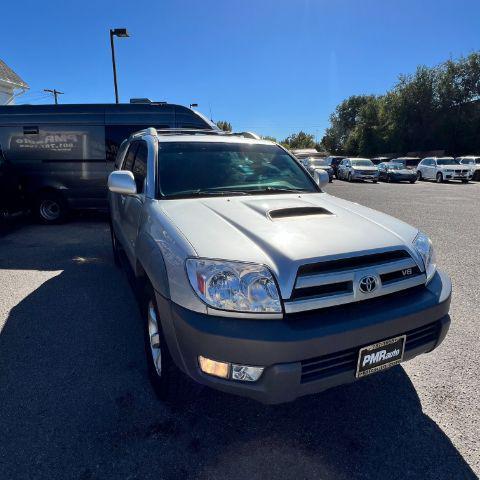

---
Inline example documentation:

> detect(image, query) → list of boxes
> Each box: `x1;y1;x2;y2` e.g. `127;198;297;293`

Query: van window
0;125;105;163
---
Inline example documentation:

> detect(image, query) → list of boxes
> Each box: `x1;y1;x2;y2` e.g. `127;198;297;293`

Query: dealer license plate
356;335;406;378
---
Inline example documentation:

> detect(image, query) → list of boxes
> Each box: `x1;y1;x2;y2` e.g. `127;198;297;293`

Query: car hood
438;165;463;169
155;193;419;297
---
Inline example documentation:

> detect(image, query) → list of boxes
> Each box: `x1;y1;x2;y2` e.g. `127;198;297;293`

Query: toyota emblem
359;275;378;293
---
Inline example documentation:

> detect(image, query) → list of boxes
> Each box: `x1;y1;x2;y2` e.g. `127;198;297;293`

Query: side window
122;142;138;171
132;141;148;193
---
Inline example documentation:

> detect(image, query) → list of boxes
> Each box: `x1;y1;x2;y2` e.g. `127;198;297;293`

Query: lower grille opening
300;321;441;383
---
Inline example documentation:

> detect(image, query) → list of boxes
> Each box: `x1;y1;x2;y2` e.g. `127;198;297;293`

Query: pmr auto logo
359;275;377;293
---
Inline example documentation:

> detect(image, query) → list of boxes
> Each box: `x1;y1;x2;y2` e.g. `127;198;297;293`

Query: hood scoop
268;206;333;220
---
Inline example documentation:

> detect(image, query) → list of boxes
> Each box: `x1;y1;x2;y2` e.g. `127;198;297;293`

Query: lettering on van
14;134;80;152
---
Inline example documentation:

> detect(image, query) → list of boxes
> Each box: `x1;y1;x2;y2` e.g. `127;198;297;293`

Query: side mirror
108;170;137;195
314;169;329;189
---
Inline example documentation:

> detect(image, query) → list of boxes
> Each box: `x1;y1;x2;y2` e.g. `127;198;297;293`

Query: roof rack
128;127;264;141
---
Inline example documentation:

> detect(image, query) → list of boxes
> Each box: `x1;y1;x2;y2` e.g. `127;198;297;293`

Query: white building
0;59;29;105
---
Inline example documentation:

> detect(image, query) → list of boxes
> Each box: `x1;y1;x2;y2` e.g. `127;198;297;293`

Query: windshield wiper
165;189;250;199
250;186;313;194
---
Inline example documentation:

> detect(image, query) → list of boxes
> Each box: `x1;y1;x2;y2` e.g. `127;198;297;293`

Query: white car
456;156;480;181
416;157;472;183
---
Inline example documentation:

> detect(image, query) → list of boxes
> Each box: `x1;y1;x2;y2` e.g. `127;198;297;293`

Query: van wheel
436;172;443;183
143;287;184;402
36;191;68;224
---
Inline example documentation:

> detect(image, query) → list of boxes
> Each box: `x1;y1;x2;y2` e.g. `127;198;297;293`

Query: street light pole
109;28;130;104
44;88;64;104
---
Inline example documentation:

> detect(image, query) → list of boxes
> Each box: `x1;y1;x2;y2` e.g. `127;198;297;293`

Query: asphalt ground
0;179;478;480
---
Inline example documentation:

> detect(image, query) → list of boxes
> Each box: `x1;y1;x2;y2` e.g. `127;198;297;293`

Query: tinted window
132;142;148;193
437;159;460;165
106;124;169;162
157;142;317;198
123;142;139;171
175;112;212;129
0;125;105;163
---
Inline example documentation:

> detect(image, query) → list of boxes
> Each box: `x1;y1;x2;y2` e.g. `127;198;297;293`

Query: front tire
35;191;68;224
436;172;443;183
143;287;185;402
417;171;423;181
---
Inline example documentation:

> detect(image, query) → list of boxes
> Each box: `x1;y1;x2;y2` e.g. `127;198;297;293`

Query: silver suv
417;157;472;183
108;128;451;404
337;158;379;183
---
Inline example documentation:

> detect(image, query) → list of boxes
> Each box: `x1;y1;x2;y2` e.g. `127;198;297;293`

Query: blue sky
2;0;479;140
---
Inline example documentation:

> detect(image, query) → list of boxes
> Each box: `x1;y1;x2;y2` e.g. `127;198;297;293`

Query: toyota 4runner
108;128;451;404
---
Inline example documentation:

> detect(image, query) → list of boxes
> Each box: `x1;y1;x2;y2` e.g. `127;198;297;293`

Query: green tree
321;51;480;156
281;131;316;149
216;120;232;132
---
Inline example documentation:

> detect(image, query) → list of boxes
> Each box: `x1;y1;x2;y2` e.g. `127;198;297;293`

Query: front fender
136;230;170;299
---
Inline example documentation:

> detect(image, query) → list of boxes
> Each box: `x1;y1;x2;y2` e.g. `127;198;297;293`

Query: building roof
0;59;29;88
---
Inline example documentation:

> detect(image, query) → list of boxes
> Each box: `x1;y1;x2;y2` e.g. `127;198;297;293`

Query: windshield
351;159;374;167
309;158;328;166
157;142;318;198
387;163;403;170
437;159;459;165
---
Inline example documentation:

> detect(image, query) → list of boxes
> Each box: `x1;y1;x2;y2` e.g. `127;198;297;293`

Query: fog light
198;356;229;379
231;364;264;382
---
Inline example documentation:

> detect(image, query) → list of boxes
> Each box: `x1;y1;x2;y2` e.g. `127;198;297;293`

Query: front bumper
389;173;417;182
158;269;451;404
352;172;378;181
444;172;472;181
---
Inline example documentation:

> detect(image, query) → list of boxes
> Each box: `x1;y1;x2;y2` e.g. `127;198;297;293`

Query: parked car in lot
417;157;472;183
300;157;334;182
324;156;344;178
108;128;451;404
337;158;379;182
0;101;215;223
389;157;420;170
456;156;480;181
378;162;417;183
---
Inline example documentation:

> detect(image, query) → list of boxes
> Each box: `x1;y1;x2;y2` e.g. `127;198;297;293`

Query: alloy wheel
148;301;162;377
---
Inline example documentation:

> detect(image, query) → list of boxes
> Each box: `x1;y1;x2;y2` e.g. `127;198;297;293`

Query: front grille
380;265;422;284
297;250;410;276
300;321;440;383
286;249;425;313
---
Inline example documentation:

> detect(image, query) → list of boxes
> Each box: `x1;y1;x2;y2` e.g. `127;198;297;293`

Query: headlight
413;232;437;283
186;258;281;313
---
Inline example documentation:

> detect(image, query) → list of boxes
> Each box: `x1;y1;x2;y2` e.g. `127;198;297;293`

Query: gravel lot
0;180;478;480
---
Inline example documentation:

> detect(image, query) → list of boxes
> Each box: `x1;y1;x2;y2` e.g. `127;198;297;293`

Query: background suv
300;156;334;182
417;157;472;183
337;158;379;182
456;156;480;181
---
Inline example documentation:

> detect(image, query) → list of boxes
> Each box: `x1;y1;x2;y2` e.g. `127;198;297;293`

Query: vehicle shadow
0;224;476;480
